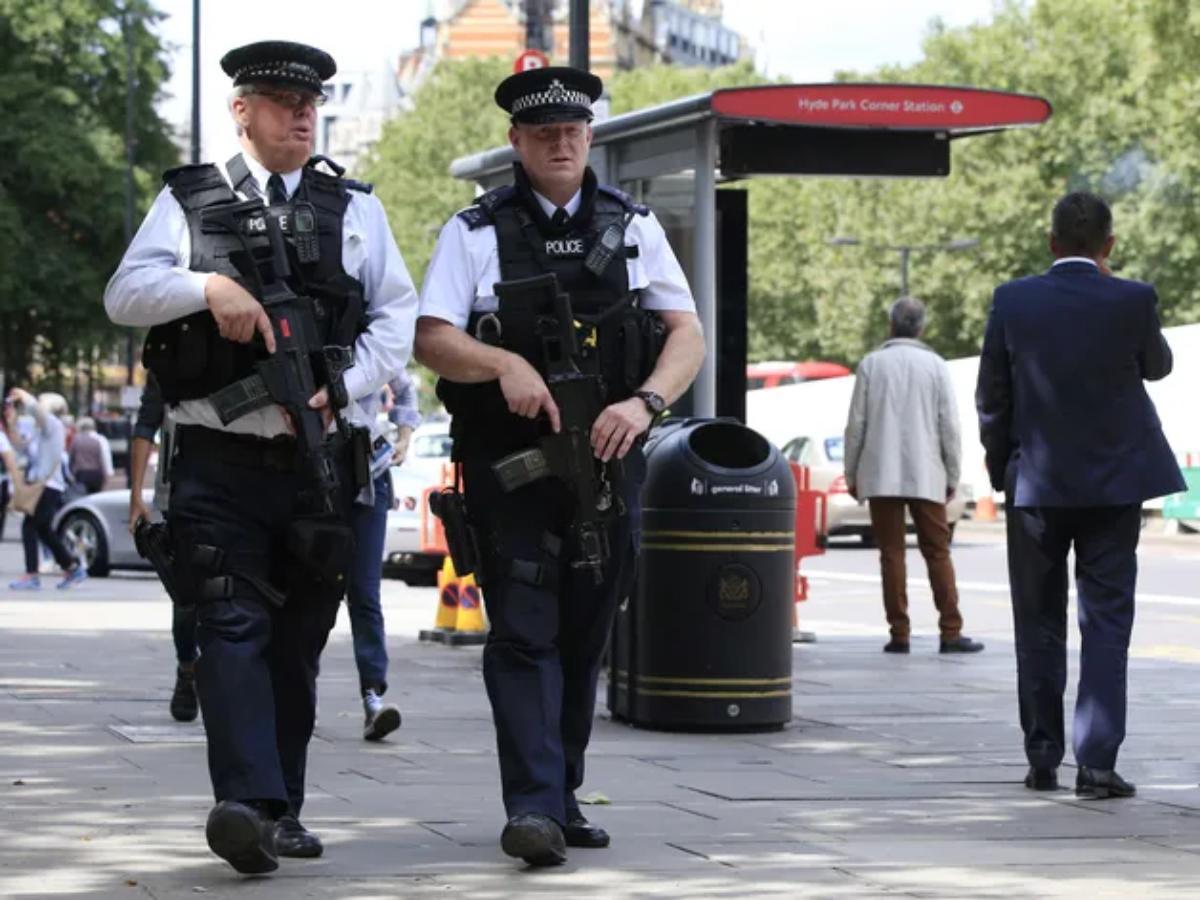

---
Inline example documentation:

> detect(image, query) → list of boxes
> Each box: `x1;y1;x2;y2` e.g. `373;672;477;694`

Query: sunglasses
251;88;327;111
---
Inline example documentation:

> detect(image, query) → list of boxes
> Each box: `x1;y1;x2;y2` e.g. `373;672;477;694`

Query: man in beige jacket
844;297;984;654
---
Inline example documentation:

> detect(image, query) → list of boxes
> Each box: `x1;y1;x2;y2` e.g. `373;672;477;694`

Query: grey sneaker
362;688;401;742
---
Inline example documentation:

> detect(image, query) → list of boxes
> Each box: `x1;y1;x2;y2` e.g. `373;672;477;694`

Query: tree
0;0;177;391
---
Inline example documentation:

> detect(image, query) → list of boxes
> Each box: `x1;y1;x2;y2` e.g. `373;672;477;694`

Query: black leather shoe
170;667;198;722
274;813;323;858
883;640;910;654
362;688;401;742
500;813;567;866
205;801;278;874
1024;767;1059;791
564;813;610;848
1076;766;1136;800
940;635;985;653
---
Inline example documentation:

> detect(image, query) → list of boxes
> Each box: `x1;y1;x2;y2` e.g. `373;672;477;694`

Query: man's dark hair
1051;192;1112;257
889;296;926;338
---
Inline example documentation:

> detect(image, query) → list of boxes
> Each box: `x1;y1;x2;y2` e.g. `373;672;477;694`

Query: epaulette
598;183;650;216
161;162;216;186
455;185;517;230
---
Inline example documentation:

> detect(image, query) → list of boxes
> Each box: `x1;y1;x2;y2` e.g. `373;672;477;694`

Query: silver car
53;489;155;576
780;434;969;546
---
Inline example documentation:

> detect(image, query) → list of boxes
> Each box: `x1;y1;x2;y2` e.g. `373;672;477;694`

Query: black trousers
169;443;344;816
22;486;76;574
464;457;639;825
1006;499;1141;771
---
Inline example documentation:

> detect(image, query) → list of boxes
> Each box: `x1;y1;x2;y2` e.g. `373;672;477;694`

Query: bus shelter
450;83;1052;419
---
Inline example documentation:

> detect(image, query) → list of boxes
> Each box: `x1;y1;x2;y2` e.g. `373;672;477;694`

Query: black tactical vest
142;155;368;404
438;164;665;461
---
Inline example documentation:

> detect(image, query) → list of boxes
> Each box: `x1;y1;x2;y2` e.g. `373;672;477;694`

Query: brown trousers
868;497;963;641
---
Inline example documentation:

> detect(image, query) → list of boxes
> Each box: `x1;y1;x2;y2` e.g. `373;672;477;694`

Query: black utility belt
175;424;301;473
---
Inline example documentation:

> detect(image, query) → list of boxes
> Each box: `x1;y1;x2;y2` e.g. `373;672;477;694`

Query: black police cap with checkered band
220;41;336;94
495;66;603;124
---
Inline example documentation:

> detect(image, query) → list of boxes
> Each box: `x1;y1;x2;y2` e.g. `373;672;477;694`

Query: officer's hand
498;354;560;432
592;397;652;462
205;275;276;352
307;387;334;430
392;425;413;465
128;497;150;536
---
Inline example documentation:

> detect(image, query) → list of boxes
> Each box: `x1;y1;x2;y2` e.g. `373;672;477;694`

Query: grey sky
152;0;998;161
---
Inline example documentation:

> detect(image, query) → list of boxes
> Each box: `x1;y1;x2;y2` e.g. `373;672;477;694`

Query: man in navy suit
976;192;1184;800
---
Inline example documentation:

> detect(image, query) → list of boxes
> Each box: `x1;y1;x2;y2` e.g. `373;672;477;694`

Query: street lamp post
828;236;979;296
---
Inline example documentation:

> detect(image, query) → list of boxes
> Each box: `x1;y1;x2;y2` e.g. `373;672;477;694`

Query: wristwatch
634;390;666;416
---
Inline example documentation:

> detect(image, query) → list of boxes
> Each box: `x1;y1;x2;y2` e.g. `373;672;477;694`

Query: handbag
10;474;45;516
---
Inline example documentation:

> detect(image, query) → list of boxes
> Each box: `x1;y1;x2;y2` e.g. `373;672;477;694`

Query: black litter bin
609;418;796;730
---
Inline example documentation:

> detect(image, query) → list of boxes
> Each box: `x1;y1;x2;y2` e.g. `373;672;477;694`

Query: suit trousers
170;446;342;816
868;497;963;641
1006;499;1141;771
463;457;639;826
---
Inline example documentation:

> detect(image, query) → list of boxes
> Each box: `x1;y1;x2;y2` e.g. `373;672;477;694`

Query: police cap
220;41;337;94
495;66;603;125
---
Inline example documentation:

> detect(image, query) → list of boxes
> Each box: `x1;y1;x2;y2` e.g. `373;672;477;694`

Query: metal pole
692;118;718;417
899;246;910;297
569;0;589;70
190;0;200;164
123;3;136;387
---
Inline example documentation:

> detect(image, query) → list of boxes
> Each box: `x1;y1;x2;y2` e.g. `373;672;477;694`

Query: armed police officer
416;66;705;867
104;41;416;875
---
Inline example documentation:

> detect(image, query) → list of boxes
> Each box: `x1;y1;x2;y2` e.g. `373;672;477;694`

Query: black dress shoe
883;640;910;653
1076;766;1136;800
170;667;198;722
940;635;985;653
274;813;323;858
362;688;401;742
500;813;567;866
1024;767;1059;791
564;813;610;848
205;801;278;874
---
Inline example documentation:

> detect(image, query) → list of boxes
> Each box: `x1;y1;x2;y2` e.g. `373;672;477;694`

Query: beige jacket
843;338;961;503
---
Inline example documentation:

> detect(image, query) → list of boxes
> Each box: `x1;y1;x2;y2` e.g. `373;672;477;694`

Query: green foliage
0;0;176;388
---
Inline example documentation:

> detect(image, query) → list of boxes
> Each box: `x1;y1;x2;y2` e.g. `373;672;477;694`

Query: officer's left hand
592;398;653;462
307;388;335;430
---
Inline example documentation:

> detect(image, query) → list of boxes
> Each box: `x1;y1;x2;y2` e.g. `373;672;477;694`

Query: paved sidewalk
2;537;1200;898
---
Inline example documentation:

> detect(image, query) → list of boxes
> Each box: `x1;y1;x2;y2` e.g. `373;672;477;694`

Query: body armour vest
438;165;665;461
143;155;368;404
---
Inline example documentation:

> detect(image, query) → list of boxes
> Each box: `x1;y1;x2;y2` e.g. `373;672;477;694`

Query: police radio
584;211;634;277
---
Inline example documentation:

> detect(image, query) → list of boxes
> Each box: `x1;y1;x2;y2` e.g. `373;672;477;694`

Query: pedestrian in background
844;297;984;655
68;417;114;494
977;192;1184;799
386;370;422;464
7;388;87;590
128;372;197;724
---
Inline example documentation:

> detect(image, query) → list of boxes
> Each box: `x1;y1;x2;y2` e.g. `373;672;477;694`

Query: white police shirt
104;151;418;438
419;185;696;329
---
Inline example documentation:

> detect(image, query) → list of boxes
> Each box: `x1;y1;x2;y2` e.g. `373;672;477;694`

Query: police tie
267;173;289;205
552;207;570;229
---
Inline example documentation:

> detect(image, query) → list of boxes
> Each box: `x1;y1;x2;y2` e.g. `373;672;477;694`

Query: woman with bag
7;389;87;590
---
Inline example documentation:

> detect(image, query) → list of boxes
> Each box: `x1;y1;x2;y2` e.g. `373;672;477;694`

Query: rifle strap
208;373;275;426
226;153;265;200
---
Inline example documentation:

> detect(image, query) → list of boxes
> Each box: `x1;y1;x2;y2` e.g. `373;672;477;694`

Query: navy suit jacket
975;260;1184;507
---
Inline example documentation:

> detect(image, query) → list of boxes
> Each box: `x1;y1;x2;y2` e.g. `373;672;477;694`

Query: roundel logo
515;50;549;73
950;100;964;115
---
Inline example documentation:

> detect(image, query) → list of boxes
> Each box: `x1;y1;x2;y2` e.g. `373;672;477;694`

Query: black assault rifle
200;199;353;515
489;274;612;584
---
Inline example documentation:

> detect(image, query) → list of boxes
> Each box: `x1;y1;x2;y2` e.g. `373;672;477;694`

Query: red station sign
711;84;1053;131
514;50;550;73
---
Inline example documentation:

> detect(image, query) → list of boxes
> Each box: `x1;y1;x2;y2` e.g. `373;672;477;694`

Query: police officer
416;66;705;866
105;41;416;874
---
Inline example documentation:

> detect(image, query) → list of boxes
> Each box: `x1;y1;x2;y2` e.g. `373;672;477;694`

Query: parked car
747;361;851;390
382;421;452;585
53;488;155;577
780;434;968;546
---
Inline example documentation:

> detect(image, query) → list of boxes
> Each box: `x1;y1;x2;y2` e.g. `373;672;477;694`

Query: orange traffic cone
419;556;460;643
445;574;487;646
975;494;998;521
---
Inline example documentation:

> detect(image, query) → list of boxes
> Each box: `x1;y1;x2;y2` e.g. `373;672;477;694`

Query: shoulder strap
224;153;262;200
456;185;518;230
163;163;237;212
597;183;650;217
